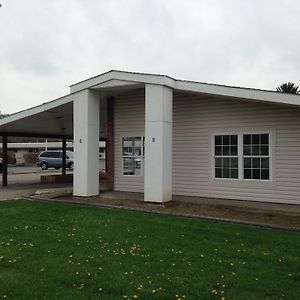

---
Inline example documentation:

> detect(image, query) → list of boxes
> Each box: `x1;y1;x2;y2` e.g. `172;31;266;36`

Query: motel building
0;70;300;205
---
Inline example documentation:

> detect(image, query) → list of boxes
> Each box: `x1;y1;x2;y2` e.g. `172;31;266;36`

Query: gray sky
0;0;299;114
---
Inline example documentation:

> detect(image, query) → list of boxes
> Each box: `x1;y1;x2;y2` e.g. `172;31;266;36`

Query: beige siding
114;89;145;192
173;92;300;204
113;89;300;204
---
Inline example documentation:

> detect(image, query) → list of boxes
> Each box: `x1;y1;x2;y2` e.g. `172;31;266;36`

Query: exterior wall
114;89;145;192
173;91;300;204
113;88;300;204
15;149;27;165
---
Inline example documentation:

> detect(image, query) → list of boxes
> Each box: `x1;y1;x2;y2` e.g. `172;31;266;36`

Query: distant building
0;141;106;165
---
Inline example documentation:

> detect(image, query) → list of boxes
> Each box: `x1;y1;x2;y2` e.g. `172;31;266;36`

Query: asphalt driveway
0;165;72;200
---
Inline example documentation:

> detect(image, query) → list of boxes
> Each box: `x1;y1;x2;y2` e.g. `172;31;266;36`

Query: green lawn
0;201;299;300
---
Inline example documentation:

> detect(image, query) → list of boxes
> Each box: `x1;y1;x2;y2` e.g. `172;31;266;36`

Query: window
40;151;59;158
214;135;238;179
213;132;271;181
243;134;270;180
122;137;144;176
51;152;60;158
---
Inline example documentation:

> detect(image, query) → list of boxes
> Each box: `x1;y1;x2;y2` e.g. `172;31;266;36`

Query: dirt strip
25;192;300;231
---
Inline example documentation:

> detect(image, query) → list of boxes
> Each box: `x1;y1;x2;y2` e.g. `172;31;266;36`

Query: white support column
144;84;173;203
73;89;100;196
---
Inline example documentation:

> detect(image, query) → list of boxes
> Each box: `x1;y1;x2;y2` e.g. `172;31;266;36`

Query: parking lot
0;165;73;200
1;159;105;184
0;161;106;200
3;165;72;185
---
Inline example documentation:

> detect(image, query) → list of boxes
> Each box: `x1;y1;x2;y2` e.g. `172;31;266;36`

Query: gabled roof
70;70;300;107
0;70;300;138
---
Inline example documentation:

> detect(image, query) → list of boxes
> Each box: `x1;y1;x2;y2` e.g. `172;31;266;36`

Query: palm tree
276;82;300;94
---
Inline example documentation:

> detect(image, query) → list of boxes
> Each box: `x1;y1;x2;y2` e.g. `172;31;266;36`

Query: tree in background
0;111;9;119
276;82;300;94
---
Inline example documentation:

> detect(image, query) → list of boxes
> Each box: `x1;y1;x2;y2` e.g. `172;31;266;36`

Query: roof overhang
70;70;300;107
1;70;300;139
0;94;73;138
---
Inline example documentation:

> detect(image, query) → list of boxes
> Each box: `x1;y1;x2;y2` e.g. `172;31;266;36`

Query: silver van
36;150;74;170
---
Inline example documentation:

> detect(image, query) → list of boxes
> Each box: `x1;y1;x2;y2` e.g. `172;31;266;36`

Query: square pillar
73;89;100;196
2;135;8;187
62;137;67;176
106;97;114;191
144;84;173;203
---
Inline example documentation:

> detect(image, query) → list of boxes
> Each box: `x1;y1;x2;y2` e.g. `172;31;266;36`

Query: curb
10;171;37;175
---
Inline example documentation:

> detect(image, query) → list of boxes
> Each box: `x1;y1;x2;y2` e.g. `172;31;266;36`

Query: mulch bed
28;191;300;231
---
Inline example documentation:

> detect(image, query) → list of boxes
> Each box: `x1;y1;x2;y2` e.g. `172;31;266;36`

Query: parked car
36;150;74;170
0;158;2;173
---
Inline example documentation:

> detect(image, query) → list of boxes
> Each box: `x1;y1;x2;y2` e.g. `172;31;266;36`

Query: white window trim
241;133;272;182
212;130;273;183
121;135;145;177
213;134;239;181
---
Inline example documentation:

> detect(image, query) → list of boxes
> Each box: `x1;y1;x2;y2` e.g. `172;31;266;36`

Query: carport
0;80;133;192
0;95;74;187
1;70;177;202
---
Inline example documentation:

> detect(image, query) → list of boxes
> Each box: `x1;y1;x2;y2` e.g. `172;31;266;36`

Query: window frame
212;131;272;182
242;133;271;181
121;136;145;177
214;134;239;180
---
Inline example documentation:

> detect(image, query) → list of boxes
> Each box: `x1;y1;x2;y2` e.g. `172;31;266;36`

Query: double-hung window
122;137;144;176
214;132;271;181
214;135;238;179
243;134;270;180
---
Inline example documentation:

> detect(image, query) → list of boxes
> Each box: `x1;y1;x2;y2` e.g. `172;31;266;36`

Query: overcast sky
0;0;299;114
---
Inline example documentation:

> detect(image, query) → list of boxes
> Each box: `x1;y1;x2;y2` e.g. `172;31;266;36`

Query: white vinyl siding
173;92;300;204
114;89;145;192
113;88;300;204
